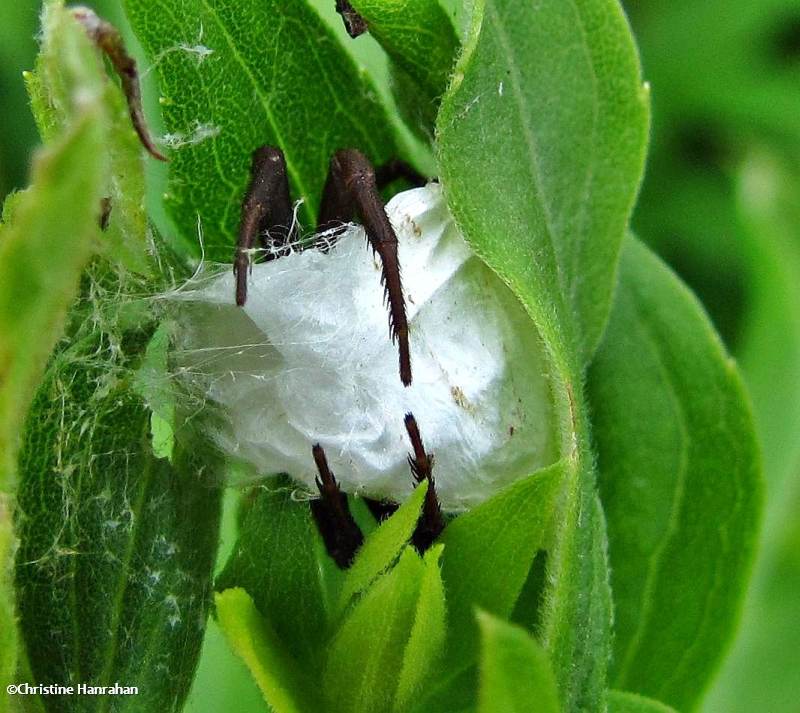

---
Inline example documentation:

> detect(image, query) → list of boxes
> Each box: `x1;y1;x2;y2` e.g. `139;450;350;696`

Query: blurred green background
2;1;799;712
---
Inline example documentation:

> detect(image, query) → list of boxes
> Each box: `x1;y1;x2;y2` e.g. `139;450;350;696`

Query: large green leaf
347;0;457;101
124;0;401;260
623;3;800;711
477;612;560;713
437;0;649;361
436;2;646;708
0;9;109;706
0;3;107;495
16;328;223;712
26;3;152;277
304;0;437;175
438;462;562;673
588;238;762;711
10;8;224;710
215;478;338;668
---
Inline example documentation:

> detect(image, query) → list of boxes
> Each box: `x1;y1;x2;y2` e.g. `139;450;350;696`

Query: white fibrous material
175;184;556;510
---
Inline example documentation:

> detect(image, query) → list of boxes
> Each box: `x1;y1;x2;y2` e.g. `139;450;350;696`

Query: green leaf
436;0;649;362
27;2;152;276
0;9;108;704
626;4;800;707
587;238;762;710
348;0;457;101
477;612;560;713
11;11;220;701
9;11;220;701
407;666;477;713
439;462;562;672
437;3;647;706
324;547;424;713
338;480;428;612
215;478;337;668
216;587;324;713
0;7;107;494
347;0;459;135
539;487;614;713
394;544;447;712
606;690;678;713
124;0;401;260
0;502;15;713
303;0;437;175
99;86;152;277
16;334;223;712
702;152;800;713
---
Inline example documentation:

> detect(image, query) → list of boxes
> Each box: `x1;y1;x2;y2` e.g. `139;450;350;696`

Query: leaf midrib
613;294;690;687
616;288;749;703
195;0;311;215
565;0;602;312
484;1;564;301
96;418;157;711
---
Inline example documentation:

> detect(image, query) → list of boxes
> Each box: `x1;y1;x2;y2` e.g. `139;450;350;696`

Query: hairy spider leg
234;147;296;306
310;444;365;569
73;8;167;162
364;498;399;523
99;197;112;231
375;159;428;190
318;148;413;386
404;413;445;552
335;0;368;38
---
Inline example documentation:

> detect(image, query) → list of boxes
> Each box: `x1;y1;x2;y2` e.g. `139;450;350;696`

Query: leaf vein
613;296;690;686
196;0;312;209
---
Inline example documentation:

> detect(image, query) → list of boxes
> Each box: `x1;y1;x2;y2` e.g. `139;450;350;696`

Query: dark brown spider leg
404;413;445;552
375;159;428;190
310;444;364;569
318;148;412;386
99;197;112;231
335;0;368;38
234;146;296;306
364;498;399;523
72;8;167;162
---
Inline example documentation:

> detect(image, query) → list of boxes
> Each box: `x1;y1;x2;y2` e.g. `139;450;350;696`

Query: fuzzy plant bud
175;184;556;510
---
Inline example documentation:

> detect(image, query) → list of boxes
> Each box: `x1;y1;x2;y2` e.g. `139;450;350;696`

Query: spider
75;3;447;569
233;146;446;568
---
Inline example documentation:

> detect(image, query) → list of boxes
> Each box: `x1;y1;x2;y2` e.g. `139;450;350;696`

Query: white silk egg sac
175;183;557;510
